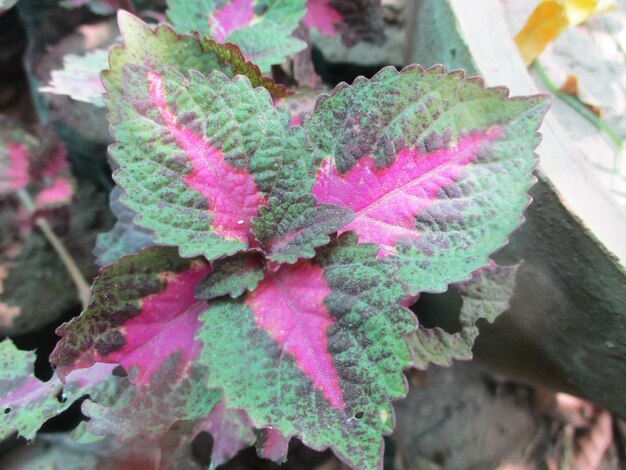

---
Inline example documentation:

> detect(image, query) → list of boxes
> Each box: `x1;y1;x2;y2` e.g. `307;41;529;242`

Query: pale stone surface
502;0;626;206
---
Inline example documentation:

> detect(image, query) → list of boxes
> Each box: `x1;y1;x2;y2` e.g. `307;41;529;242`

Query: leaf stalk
15;189;91;309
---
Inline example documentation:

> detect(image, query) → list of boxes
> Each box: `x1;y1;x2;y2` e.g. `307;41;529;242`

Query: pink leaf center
311;130;501;253
105;263;211;387
147;70;265;244
245;261;345;409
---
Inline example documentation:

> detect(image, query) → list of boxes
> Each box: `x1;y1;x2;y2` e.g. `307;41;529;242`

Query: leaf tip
117;9;147;38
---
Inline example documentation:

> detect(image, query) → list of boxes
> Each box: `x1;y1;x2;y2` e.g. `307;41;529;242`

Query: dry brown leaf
560;74;580;95
558;75;603;117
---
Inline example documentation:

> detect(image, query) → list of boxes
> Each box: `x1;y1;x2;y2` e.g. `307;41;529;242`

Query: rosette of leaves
1;10;548;468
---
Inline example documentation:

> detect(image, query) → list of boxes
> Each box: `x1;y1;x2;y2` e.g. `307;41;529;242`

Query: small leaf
40;49;108;107
166;0;308;71
252;194;353;263
0;339;117;440
195;252;265;300
0;123;34;197
81;363;220;441
304;0;385;47
256;428;290;463
197;233;415;469
304;65;548;295
86;400;255;465
0;339;65;440
278;87;324;126
411;262;518;369
33;142;74;209
199;403;256;466
93;187;156;266
0;122;73;209
303;0;342;36
34;178;73;209
558;74;602;117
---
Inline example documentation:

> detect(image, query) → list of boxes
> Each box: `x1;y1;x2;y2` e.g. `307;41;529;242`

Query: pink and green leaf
166;0;308;71
33;142;74;209
0;339;117;440
105;11;291;125
195;252;265;300
0;124;34;197
304;65;549;294
110;65;311;260
51;248;210;385
411;262;519;369
304;0;385;47
40;49;108;107
197;233;415;469
0;123;73;208
51;248;223;441
304;0;342;36
34;177;73;209
0;339;70;440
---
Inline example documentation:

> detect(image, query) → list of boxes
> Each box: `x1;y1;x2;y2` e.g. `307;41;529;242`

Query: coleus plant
0;7;549;470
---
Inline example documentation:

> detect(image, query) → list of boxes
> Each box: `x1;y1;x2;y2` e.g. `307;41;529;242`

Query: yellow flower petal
514;0;617;66
515;1;569;65
565;0;599;25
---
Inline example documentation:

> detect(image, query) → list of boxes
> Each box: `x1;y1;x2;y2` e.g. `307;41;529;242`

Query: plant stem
16;189;91;309
533;61;623;148
533;60;624;187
